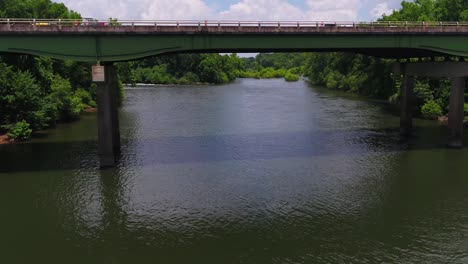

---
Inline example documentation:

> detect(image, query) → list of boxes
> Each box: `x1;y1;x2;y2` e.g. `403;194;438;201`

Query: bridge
2;19;468;60
1;19;468;167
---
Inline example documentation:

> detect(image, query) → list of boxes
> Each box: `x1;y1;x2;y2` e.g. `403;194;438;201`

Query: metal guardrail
1;18;468;28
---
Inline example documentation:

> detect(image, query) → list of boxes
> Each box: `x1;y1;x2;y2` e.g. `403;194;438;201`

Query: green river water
1;79;468;263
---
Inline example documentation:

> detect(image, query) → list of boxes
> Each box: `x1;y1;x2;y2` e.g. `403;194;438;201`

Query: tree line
116;52;302;86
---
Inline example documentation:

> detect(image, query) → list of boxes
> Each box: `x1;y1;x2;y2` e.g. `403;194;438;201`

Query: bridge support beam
400;75;414;138
97;63;120;168
394;62;467;148
447;77;465;148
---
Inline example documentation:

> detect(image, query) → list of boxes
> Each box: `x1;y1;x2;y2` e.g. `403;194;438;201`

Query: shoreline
124;77;300;88
124;82;213;87
84;107;97;113
0;133;11;145
0;107;98;145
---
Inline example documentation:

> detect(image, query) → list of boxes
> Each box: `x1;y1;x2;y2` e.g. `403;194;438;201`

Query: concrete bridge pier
447;77;465;148
97;63;121;168
400;75;414;138
394;62;467;148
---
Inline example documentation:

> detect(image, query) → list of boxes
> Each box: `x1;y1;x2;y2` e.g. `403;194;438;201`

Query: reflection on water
1;79;468;263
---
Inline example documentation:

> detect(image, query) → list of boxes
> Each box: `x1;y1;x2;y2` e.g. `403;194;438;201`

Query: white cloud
56;0;402;22
306;0;361;21
370;2;394;19
58;0;216;20
220;0;306;21
219;0;363;21
56;0;148;19
142;0;214;20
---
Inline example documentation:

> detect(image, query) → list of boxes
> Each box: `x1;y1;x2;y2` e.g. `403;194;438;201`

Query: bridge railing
1;18;468;28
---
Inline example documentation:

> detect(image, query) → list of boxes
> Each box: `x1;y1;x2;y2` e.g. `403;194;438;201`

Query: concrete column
109;70;121;155
400;75;414;138
97;63;120;168
447;77;465;148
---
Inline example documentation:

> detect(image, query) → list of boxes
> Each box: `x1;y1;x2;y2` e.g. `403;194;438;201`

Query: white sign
92;66;105;82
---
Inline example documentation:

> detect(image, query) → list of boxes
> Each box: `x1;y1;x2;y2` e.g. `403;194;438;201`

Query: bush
47;75;82;121
414;81;433;102
179;72;199;84
0;67;44;129
38;99;59;128
7;120;33;141
465;103;468;116
74;88;96;107
289;67;303;75
325;71;344;89
421;100;443;120
259;67;287;79
69;96;84;120
284;73;299;82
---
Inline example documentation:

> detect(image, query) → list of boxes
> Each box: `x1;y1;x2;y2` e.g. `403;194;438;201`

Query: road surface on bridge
1;19;468;61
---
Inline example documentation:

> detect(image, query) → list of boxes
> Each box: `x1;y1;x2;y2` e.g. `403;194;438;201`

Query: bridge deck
1;20;468;61
2;23;468;35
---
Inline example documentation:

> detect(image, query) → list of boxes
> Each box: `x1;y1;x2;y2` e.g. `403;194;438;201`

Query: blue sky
56;0;409;21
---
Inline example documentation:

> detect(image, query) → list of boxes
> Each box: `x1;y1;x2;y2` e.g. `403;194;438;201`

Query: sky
55;0;408;22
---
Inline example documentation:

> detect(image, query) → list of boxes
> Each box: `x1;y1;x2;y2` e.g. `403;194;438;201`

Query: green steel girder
1;33;468;61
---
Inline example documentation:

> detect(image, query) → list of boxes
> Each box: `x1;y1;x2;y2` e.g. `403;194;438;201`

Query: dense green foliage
0;0;99;139
243;53;305;71
304;0;468;118
285;72;300;82
0;0;81;18
117;54;244;85
118;52;305;85
239;53;304;81
381;0;468;21
421;100;443;119
7;120;32;141
48;75;85;121
304;53;394;98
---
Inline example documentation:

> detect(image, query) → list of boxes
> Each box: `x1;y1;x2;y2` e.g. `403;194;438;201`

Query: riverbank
0;107;98;145
0;133;10;145
125;82;213;87
83;107;97;113
125;76;301;88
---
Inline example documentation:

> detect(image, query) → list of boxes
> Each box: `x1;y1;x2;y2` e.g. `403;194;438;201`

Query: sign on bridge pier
92;65;105;82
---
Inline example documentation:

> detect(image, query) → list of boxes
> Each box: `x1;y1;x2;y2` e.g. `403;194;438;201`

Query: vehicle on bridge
81;18;108;26
323;22;337;27
32;21;56;26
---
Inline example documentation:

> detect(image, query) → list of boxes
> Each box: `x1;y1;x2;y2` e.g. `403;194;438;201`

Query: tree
0;64;43;127
0;0;81;19
47;75;83;122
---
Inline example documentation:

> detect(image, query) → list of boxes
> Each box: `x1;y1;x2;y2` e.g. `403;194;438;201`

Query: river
1;78;468;263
